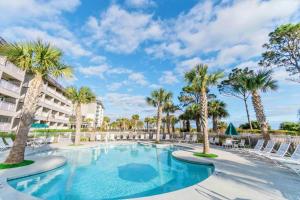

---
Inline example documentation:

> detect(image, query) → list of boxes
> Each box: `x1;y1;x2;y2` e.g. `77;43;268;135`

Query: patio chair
238;139;246;148
160;134;163;141
110;134;115;141
214;137;220;145
223;139;233;148
266;142;291;158
44;136;55;144
209;137;215;144
152;134;157;140
191;135;197;143
116;135;121;140
184;135;190;143
140;134;145;140
271;144;300;164
248;139;264;153
5;137;14;147
128;135;133;140
145;134;150;140
255;140;275;156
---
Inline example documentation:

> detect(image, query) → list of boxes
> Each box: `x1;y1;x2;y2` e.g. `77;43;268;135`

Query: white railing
0;79;20;93
0;122;11;131
0;101;16;112
0;57;24;76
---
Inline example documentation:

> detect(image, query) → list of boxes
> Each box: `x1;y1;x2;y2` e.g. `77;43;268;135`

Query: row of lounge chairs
249;139;300;165
95;133;198;143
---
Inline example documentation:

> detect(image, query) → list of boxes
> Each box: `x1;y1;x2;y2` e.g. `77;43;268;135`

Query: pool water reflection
9;144;214;200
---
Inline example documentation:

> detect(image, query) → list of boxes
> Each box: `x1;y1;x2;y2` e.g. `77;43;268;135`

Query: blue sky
1;0;299;128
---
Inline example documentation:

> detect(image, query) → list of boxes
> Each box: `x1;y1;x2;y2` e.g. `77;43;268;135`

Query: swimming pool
9;143;214;200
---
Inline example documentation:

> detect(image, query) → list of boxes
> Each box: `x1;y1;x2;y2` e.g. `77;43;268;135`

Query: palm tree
208;100;229;133
131;114;139;131
185;64;223;154
0;40;72;164
146;88;173;142
245;69;278;140
102;116;110;131
163;102;179;134
144;117;150;132
66;87;96;145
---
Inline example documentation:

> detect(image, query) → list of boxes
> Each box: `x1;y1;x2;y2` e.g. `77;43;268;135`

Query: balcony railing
0;122;11;131
0;101;16;112
0;57;24;76
0;79;20;93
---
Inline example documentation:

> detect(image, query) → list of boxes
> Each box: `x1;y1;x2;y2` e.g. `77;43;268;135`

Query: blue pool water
9;144;214;200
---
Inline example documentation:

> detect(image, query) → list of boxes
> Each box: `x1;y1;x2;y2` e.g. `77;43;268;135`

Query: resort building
81;100;104;129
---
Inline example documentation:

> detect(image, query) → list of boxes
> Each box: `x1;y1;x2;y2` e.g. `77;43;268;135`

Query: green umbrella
225;123;238;136
31;123;49;128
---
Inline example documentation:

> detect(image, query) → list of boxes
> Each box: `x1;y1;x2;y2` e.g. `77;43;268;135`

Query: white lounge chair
165;134;170;141
129;135;133;140
184;135;190;143
238;139;246;148
267;142;290;158
145;134;150;140
116;135;121;140
110;134;115;141
272;144;300;164
44;136;54;144
95;135;101;141
248;139;264;153
152;134;157;140
5;137;14;147
160;134;163;141
191;135;197;143
209;137;215;144
140;134;145;140
223;139;233;148
255;140;275;155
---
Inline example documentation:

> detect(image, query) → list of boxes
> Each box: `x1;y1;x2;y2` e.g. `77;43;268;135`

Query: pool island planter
0;156;67;200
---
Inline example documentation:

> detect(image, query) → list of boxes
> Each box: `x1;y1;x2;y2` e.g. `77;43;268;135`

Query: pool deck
0;141;300;200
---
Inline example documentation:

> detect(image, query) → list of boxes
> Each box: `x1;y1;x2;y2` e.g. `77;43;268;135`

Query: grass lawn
193;152;218;158
0;160;34;170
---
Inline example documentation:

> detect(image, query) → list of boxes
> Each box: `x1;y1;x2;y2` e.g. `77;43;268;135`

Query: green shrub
80;137;89;142
0;132;16;140
279;122;300;132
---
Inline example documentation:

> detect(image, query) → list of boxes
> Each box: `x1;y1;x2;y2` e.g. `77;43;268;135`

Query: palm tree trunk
200;89;210;154
167;113;171;134
243;97;253;130
251;90;270;140
195;115;201;133
156;106;162;142
5;75;44;164
146;121;149;132
212;116;218;133
74;103;82;145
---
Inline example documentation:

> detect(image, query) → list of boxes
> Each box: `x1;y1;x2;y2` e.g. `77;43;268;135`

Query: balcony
0;122;11;131
0;101;16;112
0;79;20;93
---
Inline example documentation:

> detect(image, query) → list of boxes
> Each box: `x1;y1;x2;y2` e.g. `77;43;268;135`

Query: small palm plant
146;88;173;142
185;64;223;154
245;69;278;140
0;40;72;164
66;87;96;145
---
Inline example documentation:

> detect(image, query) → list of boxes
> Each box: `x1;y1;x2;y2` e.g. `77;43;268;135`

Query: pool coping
0;155;67;200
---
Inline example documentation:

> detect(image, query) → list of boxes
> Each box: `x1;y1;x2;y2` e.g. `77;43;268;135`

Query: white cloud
2;26;91;57
104;93;156;119
159;71;178;85
85;4;163;54
125;0;156;8
128;72;148;86
107;81;128;91
90;55;107;64
0;0;80;23
175;57;203;75
149;84;161;89
78;65;110;78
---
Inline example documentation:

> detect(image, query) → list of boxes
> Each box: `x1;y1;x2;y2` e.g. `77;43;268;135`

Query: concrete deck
0;142;300;200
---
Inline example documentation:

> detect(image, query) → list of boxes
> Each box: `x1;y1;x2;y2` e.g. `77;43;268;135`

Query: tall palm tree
208;100;229;133
185;64;223;154
66;87;96;145
0;40;72;164
102;116;110;131
146;88;173;142
131;114;139;131
144;117;150;132
245;69;278;140
163;102;179;134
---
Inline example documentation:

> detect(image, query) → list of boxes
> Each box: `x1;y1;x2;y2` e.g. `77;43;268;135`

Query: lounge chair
165;134;170;141
44;136;54;144
145;134;150;140
152;134;157;140
191;135;197;143
238;139;246;148
184;135;190;143
223;139;233;148
0;138;9;151
255;140;275;155
110;134;115;141
140;134;145;140
5;137;14;147
248;139;264;153
95;135;101;141
160;134;163;141
116;135;121;140
129;135;133;140
271;144;300;164
266;142;290;158
209;137;215;144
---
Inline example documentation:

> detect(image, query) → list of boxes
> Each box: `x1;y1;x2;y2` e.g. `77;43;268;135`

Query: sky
0;0;299;129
